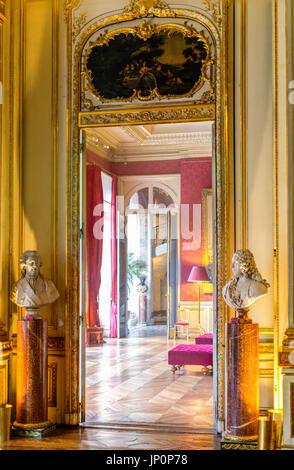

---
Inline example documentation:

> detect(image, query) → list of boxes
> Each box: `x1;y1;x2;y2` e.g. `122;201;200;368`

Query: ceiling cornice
86;125;212;163
143;131;212;146
120;126;152;143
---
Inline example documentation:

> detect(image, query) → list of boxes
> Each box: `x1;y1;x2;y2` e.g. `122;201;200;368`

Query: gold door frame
64;0;234;431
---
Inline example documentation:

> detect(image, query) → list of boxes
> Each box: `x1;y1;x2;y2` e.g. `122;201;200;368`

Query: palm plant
127;252;147;295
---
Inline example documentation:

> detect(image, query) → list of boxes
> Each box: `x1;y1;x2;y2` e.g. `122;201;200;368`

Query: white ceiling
85;121;213;162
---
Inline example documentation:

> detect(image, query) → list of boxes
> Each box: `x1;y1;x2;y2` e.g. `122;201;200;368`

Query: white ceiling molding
143;131;212;146
120;125;152;143
86;132;114;160
86;122;212;162
113;144;212;161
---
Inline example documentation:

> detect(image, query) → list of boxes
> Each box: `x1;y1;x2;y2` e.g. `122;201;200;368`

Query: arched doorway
124;182;178;339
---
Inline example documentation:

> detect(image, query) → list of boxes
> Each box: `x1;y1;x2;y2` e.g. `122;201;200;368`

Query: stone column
12;318;55;437
221;319;259;450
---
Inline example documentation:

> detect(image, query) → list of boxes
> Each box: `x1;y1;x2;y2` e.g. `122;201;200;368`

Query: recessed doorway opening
83;120;214;430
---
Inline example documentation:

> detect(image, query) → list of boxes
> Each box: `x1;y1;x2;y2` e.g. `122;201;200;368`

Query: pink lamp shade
188;266;209;283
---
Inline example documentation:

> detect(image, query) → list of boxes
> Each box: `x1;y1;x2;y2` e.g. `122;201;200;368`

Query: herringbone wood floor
85;336;213;431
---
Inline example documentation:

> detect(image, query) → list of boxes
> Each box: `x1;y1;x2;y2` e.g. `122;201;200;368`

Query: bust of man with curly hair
223;249;270;311
10;250;59;309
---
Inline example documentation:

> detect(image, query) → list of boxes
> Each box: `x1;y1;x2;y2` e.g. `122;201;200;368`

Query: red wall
87;150;180;175
111;159;180;175
87;151;212;302
87;150;112;172
180;158;212;302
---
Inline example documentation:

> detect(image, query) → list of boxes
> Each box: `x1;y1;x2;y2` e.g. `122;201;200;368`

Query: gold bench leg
202;366;209;375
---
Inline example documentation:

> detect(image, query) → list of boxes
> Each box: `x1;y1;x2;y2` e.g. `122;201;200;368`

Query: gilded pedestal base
220;434;258;450
11;421;56;438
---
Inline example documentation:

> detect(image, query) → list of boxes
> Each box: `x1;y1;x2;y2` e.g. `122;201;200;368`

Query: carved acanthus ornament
279;329;294;367
73;12;87;40
64;0;81;23
79;104;215;128
123;0;174;17
202;0;222;26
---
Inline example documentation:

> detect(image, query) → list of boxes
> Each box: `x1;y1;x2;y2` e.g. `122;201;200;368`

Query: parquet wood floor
85;337;214;431
2;426;221;450
2;337;218;451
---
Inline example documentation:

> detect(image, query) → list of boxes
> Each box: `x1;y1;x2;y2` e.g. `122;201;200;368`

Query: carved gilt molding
123;0;173;17
64;0;81;23
79;104;215;128
0;0;6;21
65;0;231;427
48;362;57;407
48;337;65;352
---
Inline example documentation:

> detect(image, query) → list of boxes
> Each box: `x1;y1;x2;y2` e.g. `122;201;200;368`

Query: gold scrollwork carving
73;12;87;40
0;0;6;21
202;0;221;26
48;337;65;351
83;21;213;104
64;0;81;23
0;340;12;353
48;362;57;407
79;104;215;128
279;349;294;368
221;442;258;450
123;0;173;17
259;343;274;355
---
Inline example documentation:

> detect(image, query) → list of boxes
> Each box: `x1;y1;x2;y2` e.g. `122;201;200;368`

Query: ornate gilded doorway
64;0;234;433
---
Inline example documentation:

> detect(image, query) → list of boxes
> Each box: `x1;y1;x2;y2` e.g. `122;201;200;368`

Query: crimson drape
86;165;104;346
109;176;118;338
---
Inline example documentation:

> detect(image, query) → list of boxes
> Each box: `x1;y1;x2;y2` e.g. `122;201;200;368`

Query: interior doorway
83;121;214;429
125;182;178;339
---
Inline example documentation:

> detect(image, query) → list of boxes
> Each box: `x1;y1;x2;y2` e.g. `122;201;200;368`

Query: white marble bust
10;250;60;309
223;249;270;311
136;276;148;295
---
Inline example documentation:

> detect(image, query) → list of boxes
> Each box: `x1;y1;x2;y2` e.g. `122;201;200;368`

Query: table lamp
188;266;209;332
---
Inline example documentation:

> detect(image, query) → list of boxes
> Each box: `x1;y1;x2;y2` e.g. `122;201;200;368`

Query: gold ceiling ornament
123;0;174;17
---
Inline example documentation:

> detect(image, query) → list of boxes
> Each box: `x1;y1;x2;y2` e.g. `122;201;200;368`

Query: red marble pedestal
139;295;147;324
221;320;259;450
12;318;56;438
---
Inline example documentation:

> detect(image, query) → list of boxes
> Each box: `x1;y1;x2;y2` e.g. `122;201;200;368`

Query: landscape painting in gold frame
84;22;212;103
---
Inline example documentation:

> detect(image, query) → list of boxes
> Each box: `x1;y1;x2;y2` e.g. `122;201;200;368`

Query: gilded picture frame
84;21;213;103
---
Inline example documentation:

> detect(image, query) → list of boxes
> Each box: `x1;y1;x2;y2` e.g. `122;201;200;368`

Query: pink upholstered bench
168;344;213;375
195;333;213;345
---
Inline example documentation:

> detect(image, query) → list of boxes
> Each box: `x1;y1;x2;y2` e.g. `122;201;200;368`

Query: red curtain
86;165;104;346
109;176;118;338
